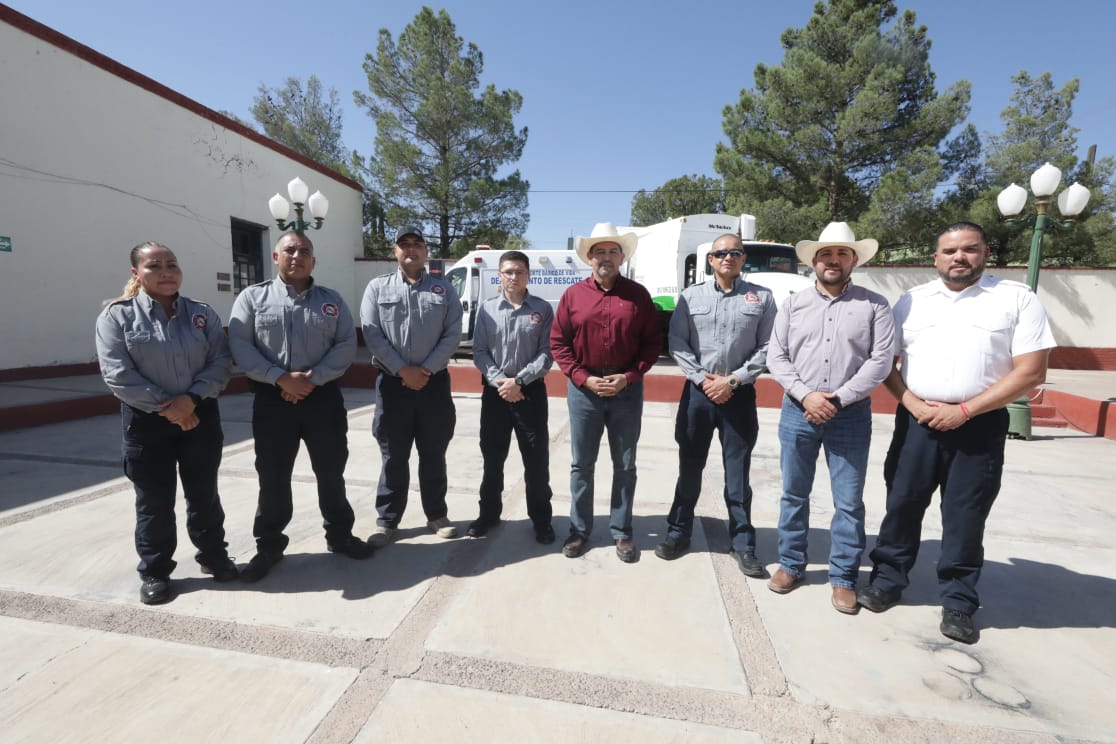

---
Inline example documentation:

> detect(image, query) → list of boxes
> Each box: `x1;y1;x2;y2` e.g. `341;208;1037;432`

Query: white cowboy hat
575;222;638;264
795;222;878;266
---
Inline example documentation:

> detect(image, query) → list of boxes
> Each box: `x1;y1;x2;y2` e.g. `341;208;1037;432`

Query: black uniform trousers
373;370;455;527
251;380;355;555
869;405;1008;615
122;398;228;579
477;380;553;528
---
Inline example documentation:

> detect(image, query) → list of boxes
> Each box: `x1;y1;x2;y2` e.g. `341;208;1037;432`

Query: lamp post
268;177;330;234
996;163;1090;439
996;162;1090;292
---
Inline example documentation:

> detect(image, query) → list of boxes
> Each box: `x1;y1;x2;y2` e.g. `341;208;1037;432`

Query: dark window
230;219;267;293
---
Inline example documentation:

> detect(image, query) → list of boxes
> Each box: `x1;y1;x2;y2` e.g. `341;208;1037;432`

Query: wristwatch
514;375;527;388
727;375;740;390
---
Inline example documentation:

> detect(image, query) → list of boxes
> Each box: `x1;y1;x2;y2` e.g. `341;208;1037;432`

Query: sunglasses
710;249;744;259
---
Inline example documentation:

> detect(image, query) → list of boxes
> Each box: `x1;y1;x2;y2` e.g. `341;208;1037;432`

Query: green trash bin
1007;397;1032;440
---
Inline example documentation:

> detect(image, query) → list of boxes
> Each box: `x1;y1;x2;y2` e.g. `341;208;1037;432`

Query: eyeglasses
710;249;744;259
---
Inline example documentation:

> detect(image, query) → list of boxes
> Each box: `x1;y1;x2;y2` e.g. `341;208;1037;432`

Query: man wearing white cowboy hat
551;222;661;562
766;221;895;614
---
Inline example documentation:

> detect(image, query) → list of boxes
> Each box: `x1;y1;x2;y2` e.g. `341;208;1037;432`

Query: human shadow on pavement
978;556;1116;630
199;519;572;601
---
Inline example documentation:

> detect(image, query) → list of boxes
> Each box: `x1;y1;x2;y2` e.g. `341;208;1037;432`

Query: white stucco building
0;5;364;373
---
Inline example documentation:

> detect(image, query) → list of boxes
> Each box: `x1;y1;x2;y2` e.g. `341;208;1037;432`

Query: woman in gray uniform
95;242;236;605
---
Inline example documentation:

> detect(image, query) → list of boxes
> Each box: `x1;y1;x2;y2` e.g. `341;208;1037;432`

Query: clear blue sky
9;0;1114;249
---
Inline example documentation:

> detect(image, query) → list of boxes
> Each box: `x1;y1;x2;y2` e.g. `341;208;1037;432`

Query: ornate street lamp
996;162;1090;292
268;177;329;234
996;163;1090;439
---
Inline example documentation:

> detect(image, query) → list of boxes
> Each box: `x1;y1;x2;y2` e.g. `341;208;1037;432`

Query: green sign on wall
0;236;10;252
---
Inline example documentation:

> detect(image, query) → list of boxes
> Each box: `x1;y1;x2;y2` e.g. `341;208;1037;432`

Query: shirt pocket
255;313;282;347
419;292;447;315
308;313;337;338
968;311;1014;358
377;292;403;324
123;330;156;365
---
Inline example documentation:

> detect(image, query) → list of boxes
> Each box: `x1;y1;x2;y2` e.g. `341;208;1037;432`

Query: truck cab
445;249;591;346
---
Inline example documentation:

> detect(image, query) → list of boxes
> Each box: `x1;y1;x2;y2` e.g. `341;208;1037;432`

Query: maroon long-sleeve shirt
550;275;662;388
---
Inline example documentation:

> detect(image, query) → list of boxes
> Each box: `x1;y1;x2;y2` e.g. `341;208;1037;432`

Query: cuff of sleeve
571;369;589;388
265;367;285;385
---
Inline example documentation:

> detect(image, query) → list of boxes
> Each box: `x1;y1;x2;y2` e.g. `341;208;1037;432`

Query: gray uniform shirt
766;282;895;407
669;278;776;386
95;291;231;412
228;276;356;385
473;292;554;387
360;269;463;375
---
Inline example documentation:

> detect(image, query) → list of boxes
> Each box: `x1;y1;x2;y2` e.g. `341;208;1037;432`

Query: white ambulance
445;249;591;345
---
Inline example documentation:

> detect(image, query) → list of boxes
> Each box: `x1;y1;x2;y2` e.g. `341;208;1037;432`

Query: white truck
620;213;813;322
445;249;592;345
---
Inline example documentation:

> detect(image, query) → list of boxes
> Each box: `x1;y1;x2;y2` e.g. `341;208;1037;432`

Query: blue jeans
567;379;643;539
668;381;759;553
777;395;871;589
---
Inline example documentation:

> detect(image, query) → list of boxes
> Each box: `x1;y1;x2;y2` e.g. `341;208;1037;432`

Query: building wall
0;11;363;370
853;266;1116;348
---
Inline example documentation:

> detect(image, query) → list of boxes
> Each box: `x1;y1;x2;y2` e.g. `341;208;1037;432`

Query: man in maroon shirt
550;222;662;562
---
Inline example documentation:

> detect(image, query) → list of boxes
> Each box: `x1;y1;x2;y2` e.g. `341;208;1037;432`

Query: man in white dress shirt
857;222;1055;644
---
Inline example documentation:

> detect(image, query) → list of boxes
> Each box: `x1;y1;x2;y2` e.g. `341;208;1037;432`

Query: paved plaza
1;383;1114;743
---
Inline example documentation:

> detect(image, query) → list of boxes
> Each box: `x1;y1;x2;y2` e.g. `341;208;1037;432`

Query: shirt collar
135;290;181;319
274;274;315;299
931;273;993;299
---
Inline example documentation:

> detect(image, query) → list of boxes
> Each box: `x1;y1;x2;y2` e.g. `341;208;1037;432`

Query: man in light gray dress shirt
766;222;894;614
361;226;464;546
656;233;776;578
229;231;373;582
470;251;555;543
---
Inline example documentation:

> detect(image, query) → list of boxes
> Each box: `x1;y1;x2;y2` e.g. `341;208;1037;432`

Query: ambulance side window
447;268;467;305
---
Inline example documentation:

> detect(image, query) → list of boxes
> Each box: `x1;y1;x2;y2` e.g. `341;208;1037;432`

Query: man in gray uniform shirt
229;231;373;583
470;250;555;543
766;222;894;614
362;226;464;547
656;233;776;578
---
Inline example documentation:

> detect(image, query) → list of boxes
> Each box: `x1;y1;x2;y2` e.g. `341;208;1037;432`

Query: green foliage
356;7;529;256
252;76;390;257
966;71;1116;266
629;175;725;226
713;0;970;251
252;76;356;178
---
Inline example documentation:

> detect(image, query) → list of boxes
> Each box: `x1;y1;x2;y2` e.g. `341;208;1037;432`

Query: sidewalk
1;386;1114;742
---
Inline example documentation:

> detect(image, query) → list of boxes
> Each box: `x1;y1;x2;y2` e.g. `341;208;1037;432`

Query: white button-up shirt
895;275;1055;403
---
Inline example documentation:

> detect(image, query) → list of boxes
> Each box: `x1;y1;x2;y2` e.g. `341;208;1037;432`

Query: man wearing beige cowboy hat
550;222;661;562
766;221;895;614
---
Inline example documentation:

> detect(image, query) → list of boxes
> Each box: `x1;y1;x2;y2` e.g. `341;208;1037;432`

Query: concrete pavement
1;388;1114;743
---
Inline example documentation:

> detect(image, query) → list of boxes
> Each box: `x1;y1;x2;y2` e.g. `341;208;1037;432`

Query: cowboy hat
795;222;878;266
575;222;638;264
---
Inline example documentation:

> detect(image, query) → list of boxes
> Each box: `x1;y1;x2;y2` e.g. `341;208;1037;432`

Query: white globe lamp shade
996;183;1028;217
1030;162;1062;197
287;177;310;204
308;190;329;219
1057;182;1090;217
268;193;290;220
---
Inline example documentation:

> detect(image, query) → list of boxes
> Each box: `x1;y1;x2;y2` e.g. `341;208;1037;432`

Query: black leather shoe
731;550;767;578
615;538;638;563
240;552;283;583
857;584;902;613
534;524;556;544
467;518;501;538
940;609;977;644
328;535;375;560
562;533;587;558
140;576;171;605
654;535;690;561
199;557;239;582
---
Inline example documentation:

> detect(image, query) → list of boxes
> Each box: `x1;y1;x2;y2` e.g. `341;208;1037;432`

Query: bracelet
958;402;972;419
